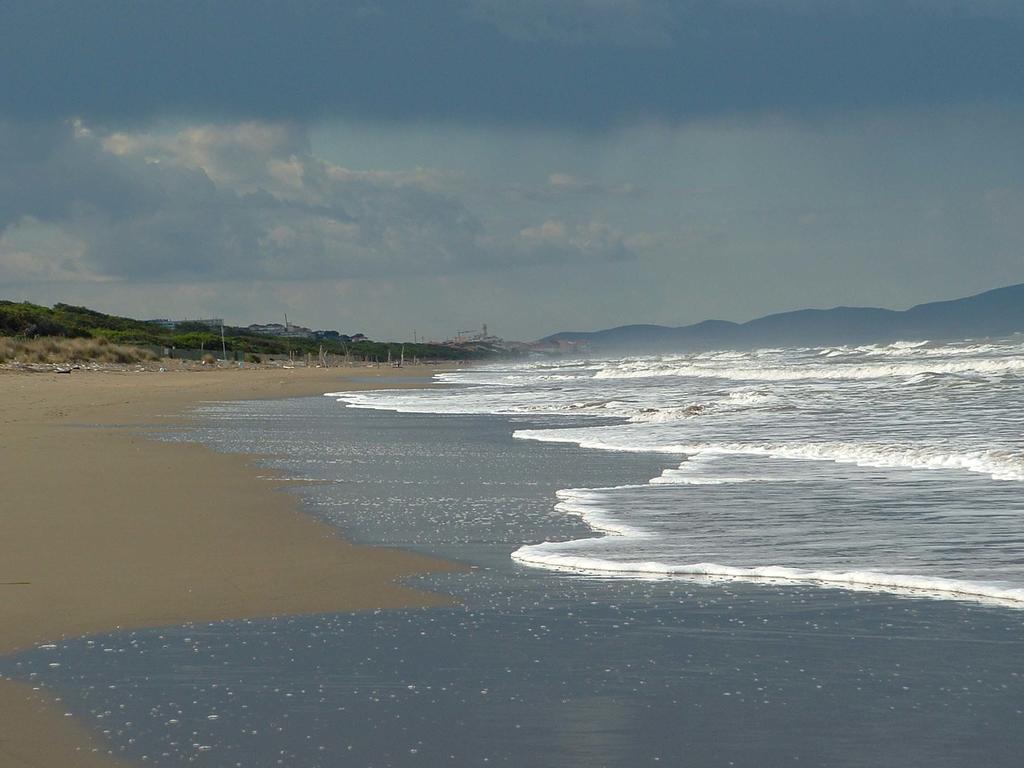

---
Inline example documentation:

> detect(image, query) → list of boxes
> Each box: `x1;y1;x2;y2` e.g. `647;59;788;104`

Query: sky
2;1;1023;341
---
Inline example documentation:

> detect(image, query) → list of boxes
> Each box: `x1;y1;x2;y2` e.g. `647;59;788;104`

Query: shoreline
0;365;464;766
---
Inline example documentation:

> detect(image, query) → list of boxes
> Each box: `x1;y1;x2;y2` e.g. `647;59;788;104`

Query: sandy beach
0;365;462;767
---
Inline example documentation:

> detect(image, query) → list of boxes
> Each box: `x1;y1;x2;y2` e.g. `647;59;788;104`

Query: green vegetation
0;300;503;362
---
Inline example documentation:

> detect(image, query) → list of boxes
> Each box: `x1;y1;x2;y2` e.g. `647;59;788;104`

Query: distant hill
542;283;1024;350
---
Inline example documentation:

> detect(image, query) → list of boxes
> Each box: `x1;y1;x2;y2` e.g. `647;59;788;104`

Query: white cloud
517;217;638;261
546;172;637;196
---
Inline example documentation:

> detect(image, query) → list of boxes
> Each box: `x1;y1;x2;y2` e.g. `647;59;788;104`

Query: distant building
448;324;502;345
247;322;314;339
247;323;286;335
146;318;223;331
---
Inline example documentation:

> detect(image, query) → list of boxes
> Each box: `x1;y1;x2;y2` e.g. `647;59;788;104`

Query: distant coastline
544;282;1024;351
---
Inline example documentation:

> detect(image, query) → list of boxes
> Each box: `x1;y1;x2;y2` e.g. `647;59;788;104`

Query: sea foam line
511;430;1024;482
510;546;1024;606
591;356;1024;382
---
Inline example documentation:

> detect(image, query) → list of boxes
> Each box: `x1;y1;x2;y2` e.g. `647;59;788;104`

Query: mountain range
542;283;1024;350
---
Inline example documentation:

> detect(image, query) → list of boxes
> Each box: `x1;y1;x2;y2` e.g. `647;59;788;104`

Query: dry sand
0;365;463;766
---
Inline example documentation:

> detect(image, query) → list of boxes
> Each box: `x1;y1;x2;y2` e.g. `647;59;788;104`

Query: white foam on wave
325;391;467;414
512;430;1024;482
513;484;1024;606
332;387;686;422
551;487;652;538
690;441;1024;482
592;356;1024;382
513;428;662;453
511;546;1024;606
626;404;708;423
860;339;1009;357
650;469;778;485
725;389;776;405
327;388;571;417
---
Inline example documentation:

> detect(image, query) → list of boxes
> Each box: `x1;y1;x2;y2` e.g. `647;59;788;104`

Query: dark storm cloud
0;121;153;228
2;1;1023;127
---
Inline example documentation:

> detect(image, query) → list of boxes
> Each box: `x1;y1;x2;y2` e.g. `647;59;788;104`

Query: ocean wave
815;340;1017;359
512;431;1024;481
592;356;1024;382
626;404;709;423
724;389;776;405
511;546;1024;606
551;487;653;537
512;482;1024;606
326;348;1024;606
649;468;781;485
685;441;1024;482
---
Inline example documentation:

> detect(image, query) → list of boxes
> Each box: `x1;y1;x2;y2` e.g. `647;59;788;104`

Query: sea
3;336;1023;767
341;336;1024;605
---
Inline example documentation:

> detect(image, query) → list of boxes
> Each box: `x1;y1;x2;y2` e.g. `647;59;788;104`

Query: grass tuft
0;336;159;365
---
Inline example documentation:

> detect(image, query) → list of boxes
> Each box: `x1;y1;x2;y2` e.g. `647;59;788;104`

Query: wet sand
1;681;138;768
0;365;462;766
